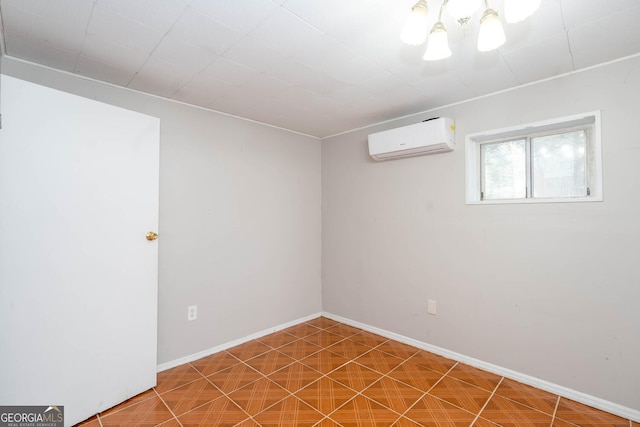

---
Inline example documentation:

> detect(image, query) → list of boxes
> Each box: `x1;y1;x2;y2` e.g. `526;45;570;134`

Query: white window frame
465;111;603;205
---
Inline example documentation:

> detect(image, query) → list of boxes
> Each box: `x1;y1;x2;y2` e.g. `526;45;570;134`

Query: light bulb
401;0;430;45
504;0;541;23
423;22;452;60
477;8;505;52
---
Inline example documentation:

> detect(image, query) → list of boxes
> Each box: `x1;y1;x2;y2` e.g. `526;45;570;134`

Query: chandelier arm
438;0;446;21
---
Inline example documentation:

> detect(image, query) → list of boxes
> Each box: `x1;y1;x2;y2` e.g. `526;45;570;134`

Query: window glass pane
481;140;526;200
532;131;586;198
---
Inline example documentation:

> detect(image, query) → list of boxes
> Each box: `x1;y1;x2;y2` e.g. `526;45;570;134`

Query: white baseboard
156;312;322;372
321;311;640;423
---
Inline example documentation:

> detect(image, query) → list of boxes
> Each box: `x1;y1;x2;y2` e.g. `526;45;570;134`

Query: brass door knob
146;231;158;241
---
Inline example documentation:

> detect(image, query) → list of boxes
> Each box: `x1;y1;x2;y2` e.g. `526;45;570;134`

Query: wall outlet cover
187;305;197;321
427;299;437;315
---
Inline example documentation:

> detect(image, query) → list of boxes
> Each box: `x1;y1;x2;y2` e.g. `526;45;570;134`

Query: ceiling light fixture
446;0;481;27
477;5;506;52
401;0;430;45
423;5;452;60
402;0;539;60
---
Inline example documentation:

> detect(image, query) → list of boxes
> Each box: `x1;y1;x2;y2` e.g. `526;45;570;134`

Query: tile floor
77;317;636;427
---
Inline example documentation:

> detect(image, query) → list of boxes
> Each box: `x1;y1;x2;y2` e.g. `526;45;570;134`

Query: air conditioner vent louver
368;117;455;161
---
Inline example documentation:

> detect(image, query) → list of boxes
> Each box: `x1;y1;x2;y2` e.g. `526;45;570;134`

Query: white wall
1;57;322;365
322;55;640;411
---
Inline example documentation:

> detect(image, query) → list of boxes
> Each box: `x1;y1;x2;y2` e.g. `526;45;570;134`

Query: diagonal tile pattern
408;349;457;374
256;331;299;349
494;378;559;415
554;397;631;426
253;395;323;427
176;395;249;426
75;317;638;426
300;349;349;374
479;394;553;426
189;350;240;376
206;362;264;393
159;377;223;416
99;395;174;427
447;364;503;392
428;376;494;414
294;376;356;414
302;330;345;347
387;360;445;391
361;376;425;413
354;348;404;374
403;393;477;426
325;338;372;359
326;361;381;392
155;364;203;394
277;339;323;360
226;340;272;361
267;361;323;393
244;350;295;375
227;377;289;416
330;395;400;426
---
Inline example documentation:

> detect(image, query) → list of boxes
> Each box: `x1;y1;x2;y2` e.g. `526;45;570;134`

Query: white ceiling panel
1;3;89;52
568;5;640;70
222;35;288;76
87;3;163;54
194;57;261;87
238;72;294;99
282;0;376;34
290;35;356;73
209;86;274;116
503;33;573;83
389;52;450;86
325;54;382;85
325;8;411;71
81;32;150;75
248;8;325;57
190;0;279;36
447;39;520;94
171;78;234;108
498;1;565;55
274;86;343;116
175;71;236;101
326;84;388;108
560;0;640;29
294;69;351;96
75;55;137;87
1;0;640;137
190;57;260;90
356;71;429;108
4;34;78;72
150;32;218;73
410;72;477;108
96;0;191;33
168;8;244;56
260;57;315;86
129;54;201;98
2;0;91;16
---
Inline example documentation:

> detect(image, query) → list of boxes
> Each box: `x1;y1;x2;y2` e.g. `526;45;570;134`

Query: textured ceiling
1;0;639;137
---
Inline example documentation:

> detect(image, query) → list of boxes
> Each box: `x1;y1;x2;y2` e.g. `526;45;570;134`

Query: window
466;112;602;204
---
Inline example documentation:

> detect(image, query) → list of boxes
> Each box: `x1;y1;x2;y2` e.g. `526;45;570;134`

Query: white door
0;75;159;426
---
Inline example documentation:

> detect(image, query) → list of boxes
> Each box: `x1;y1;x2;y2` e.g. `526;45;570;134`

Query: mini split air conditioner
367;117;455;161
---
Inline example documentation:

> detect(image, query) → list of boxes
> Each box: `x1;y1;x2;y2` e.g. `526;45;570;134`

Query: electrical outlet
427;299;437;315
187;305;197;321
